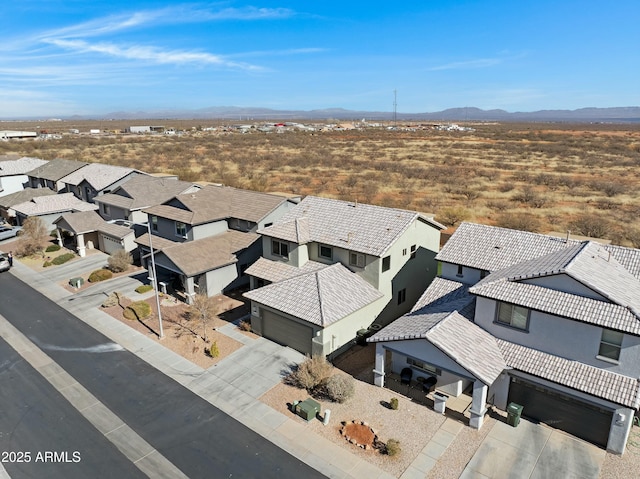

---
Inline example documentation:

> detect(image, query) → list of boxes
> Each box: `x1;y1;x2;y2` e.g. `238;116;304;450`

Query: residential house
25;158;88;192
58;163;146;203
134;185;299;303
244;196;445;357
369;222;640;454
94;175;199;225
0;188;57;224
13;192;98;230
53;211;136;257
0;156;48;197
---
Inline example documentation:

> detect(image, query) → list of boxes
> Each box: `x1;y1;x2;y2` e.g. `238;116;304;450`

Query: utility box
507;402;523;427
295;398;320;422
433;391;448;414
69;277;84;288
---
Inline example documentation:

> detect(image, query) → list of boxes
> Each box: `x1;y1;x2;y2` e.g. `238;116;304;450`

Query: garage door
508;377;613;448
101;234;123;255
262;309;313;355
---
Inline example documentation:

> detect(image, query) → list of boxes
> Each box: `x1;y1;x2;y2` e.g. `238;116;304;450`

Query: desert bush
239;320;252;331
45;244;61;252
43;261;52;267
88;269;113;282
389;397;399;410
325;375;355;403
289;355;333;391
123;301;152;321
135;284;154;294
495;213;542;233
437;206;470;227
51;253;75;265
627;228;640;248
207;341;220;358
107;249;132;273
385;439;401;456
569;214;611;239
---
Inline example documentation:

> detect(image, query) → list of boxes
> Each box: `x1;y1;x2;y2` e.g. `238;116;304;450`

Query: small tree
189;293;219;342
17;217;49;257
108;249;132;273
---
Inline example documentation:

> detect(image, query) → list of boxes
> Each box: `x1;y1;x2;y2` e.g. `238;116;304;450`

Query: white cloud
429;58;502;71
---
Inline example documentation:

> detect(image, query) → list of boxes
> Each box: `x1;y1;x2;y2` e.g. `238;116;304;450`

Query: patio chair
400;368;413;385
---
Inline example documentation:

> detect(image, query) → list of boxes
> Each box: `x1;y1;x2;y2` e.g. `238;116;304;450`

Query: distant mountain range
16;106;640;123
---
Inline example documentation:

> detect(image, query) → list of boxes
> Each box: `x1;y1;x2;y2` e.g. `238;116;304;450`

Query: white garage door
101;234;123;255
262;309;313;355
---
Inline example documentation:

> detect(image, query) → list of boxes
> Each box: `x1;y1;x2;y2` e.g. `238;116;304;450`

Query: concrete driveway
461;418;606;479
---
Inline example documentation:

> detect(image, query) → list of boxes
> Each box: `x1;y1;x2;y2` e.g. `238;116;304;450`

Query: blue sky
1;1;638;118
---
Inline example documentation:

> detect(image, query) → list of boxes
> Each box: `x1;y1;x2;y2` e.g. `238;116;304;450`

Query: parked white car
0;225;22;241
0;254;10;272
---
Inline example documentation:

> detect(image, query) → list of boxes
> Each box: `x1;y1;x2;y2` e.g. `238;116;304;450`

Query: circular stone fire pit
340;420;379;450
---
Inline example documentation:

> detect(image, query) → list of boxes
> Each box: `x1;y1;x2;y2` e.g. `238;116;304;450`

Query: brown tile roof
0;187;57;208
60;163;137;190
159;230;258;277
54;211;133;238
26;158;88;182
97;176;197;211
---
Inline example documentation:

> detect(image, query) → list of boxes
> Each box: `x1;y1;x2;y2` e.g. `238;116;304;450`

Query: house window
319;244;333;260
397;288;407;305
151;215;158;231
272;239;289;258
402;248;407;256
382;255;391;272
599;329;623;361
101;203;111;216
495;302;530;330
175;221;187;238
410;244;417;259
457;264;464;277
349;251;365;268
85;186;92;200
407;358;441;375
264;222;273;228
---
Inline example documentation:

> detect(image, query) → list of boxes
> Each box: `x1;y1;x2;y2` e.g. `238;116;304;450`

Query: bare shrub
189;293;219;342
569;214;612;239
16;216;49;257
437;206;470;227
325;374;355;403
495;213;542;233
289;355;333;391
107;249;132;273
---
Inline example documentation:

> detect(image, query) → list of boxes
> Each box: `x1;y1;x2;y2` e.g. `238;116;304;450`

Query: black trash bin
507;402;523;427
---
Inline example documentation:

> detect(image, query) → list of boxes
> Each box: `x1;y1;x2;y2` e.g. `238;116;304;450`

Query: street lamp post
145;221;164;339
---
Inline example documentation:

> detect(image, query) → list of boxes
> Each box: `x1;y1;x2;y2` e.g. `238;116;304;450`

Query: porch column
76;233;86;258
56;228;63;247
373;343;386;387
469;380;488;429
185;277;196;305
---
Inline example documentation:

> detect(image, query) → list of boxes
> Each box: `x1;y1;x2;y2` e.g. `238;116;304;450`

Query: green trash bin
507;402;523;427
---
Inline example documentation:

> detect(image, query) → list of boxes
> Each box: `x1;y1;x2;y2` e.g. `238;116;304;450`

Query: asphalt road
0;336;147;479
0;272;326;479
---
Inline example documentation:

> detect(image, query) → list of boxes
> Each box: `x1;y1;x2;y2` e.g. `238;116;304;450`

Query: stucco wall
191;219;228;240
475;296;640;377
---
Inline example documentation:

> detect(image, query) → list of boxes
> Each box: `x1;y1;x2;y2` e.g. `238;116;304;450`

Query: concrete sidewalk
6;255;398;479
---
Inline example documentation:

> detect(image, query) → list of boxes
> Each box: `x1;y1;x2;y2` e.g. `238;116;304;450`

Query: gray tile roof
13;193;98;216
438;222;640;280
498;340;640;408
471;280;640;334
469;241;640;334
244;262;384;327
0;157;48;176
244;257;326;283
437;222;582;272
144;185;288;225
368;277;474;343
428;313;507;385
26;159;88;182
0;187;57;208
97;176;197;211
258;195;444;257
135;232;179;251
59;163;137;191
